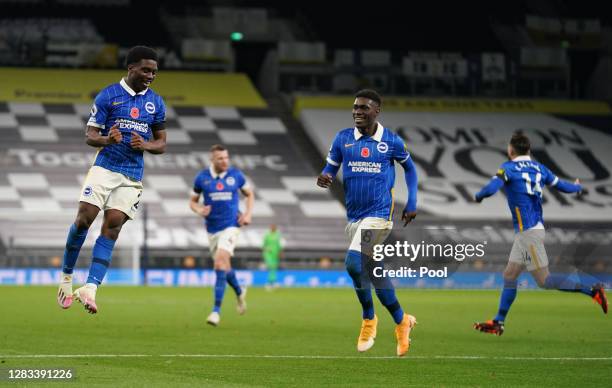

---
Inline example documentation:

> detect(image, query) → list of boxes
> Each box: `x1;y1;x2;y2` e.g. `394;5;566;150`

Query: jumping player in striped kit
57;46;167;314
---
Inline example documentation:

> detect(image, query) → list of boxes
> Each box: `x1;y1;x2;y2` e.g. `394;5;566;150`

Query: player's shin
226;269;242;295
86;235;115;286
494;279;518;322
345;250;374;319
62;223;89;275
544;274;593;296
375;288;404;324
213;270;227;313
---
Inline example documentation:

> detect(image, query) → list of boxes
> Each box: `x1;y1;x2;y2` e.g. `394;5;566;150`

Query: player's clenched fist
196;205;211;217
317;173;333;188
130;131;145;150
108;124;122;144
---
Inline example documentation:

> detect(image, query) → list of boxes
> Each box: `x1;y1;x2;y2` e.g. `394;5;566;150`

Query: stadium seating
0;100;348;265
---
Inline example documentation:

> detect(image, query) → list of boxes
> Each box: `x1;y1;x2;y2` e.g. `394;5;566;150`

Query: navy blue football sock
226;269;242;296
345;249;374;319
375;288;405;324
86;235;115;285
494;279;518;322
544;274;593;296
62;223;88;274
213;270;227;313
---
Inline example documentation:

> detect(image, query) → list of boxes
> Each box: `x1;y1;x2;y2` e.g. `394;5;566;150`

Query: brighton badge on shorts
145;101;155;114
83;186;93;197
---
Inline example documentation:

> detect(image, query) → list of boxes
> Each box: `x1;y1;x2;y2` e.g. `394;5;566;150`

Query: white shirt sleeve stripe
87;121;104;129
551;177;559;186
326;157;339;166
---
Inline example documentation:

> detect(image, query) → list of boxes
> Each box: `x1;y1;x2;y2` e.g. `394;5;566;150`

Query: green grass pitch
0;287;610;387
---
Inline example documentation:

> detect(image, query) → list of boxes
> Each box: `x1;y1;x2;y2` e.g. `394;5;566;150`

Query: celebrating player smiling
57;46;167;314
317;89;419;356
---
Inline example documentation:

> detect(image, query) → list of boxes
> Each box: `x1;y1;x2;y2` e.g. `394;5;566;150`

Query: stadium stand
0;99;348;265
0;0;611;281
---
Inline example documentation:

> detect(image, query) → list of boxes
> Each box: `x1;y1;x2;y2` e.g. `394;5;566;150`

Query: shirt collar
353;122;384;142
209;166;228;179
120;78;148;96
512;155;531;162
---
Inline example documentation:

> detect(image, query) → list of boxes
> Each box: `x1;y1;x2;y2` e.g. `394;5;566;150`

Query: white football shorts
79;166;143;220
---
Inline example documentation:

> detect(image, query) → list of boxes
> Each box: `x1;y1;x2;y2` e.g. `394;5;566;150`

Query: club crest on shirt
130;107;140;119
377;142;388;153
361;147;370;158
145;101;155;114
216;181;225;190
226;177;236;186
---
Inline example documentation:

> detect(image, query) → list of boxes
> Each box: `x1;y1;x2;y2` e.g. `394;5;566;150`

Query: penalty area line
0;354;611;361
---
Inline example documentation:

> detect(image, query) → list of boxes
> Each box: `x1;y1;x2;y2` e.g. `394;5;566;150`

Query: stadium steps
265;94;346;205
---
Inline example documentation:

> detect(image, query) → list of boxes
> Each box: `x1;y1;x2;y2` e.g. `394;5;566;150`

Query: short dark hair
210;144;227;153
510;131;530;155
355;89;382;106
125;46;158;66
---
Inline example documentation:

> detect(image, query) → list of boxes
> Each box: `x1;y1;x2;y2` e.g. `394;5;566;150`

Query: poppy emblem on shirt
361;147;370;158
130;107;140;119
216;181;225;190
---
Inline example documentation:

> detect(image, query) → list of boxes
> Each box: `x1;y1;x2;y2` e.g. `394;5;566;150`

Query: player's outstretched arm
85;124;122;147
475;177;504;203
131;129;166;154
400;157;418;226
552;178;586;195
238;187;254;226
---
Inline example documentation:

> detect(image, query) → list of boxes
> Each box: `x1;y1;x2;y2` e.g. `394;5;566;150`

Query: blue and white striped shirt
327;123;411;222
87;78;166;181
193;167;248;234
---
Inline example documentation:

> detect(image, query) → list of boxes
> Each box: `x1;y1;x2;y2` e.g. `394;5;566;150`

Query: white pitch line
0;354;611;361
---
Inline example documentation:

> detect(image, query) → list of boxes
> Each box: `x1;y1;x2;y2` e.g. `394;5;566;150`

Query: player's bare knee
101;223;123;241
74;217;92;230
535;278;547;288
502;269;519;281
533;273;548;288
214;257;230;271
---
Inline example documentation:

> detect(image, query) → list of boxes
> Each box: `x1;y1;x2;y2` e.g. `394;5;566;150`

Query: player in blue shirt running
317;89;418;356
473;131;607;336
190;144;254;326
57;46;167;314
